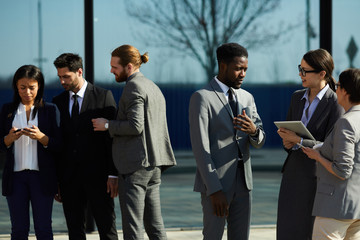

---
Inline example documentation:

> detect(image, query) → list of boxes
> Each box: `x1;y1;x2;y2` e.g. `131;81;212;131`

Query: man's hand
233;110;257;134
55;187;62;203
92;118;108;131
107;177;118;198
210;190;229;217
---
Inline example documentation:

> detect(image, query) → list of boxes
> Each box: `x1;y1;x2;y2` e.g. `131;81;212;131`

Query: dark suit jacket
282;88;344;173
52;83;117;186
0;102;62;196
277;87;344;240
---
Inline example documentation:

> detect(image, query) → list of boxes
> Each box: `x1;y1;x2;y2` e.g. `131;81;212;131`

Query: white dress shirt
69;80;88;116
12;103;39;172
215;76;236;102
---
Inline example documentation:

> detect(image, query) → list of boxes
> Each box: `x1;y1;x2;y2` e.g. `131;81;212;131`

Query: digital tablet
274;121;315;140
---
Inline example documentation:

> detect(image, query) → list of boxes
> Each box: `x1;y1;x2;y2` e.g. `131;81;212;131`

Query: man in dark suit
189;43;265;240
92;44;176;239
52;53;118;240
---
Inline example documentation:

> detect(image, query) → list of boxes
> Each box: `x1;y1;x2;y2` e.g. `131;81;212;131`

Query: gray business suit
108;72;176;239
189;78;265;240
277;88;343;240
313;105;360;219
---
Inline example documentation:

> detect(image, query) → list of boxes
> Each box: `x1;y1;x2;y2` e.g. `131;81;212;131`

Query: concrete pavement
0;226;277;240
0;149;286;240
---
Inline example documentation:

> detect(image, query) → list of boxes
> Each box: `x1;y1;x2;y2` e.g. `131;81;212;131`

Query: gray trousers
201;163;252;240
119;166;167;240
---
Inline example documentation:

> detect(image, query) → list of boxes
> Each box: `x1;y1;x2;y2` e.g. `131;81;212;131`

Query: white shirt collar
214;76;231;95
302;84;329;101
69;80;88;99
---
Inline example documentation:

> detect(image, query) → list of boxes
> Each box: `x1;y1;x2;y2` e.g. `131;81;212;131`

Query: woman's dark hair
338;68;360;104
12;65;44;119
303;48;336;91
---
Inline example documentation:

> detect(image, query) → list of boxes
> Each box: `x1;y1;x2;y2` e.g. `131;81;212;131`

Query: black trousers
60;178;118;240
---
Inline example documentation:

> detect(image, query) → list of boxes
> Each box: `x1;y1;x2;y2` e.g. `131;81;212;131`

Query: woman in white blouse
0;65;61;240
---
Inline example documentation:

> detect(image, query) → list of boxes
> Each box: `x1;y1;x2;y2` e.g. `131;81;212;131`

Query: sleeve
248;94;266;148
331;118;356;179
44;104;62;152
0;104;9;152
108;85;145;137
189;92;222;196
103;90;118;176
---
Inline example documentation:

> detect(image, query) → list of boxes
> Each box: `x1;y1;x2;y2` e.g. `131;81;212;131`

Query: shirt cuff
249;127;259;137
292;138;303;150
108;175;118;178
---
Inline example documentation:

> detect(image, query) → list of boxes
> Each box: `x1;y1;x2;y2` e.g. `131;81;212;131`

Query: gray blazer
189;78;265;196
313;105;360;219
109;72;176;175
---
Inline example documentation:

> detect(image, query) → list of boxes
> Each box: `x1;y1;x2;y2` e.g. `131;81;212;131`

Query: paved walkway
0;149;286;239
0;226;277;240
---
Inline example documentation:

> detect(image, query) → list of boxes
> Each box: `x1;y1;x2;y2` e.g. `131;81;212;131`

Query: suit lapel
307;88;331;128
295;97;306;120
81;83;92;114
234;90;244;116
37;105;44;128
210;79;233;118
59;92;71;120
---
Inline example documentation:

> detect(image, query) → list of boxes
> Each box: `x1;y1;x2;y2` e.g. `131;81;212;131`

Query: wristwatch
104;121;109;130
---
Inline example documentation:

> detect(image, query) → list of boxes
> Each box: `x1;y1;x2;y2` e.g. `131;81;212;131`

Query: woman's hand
22;125;45;141
4;127;23;147
22;125;49;146
302;147;321;161
277;128;301;149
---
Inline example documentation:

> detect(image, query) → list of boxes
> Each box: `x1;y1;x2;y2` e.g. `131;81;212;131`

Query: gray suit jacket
109;72;176;175
189;78;265;196
313;105;360;219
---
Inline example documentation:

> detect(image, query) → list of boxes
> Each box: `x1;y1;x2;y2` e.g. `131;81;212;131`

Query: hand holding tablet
274;121;315;140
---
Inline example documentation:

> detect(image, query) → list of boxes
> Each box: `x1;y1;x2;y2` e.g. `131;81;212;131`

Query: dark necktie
72;94;79;119
228;89;237;116
228;89;243;159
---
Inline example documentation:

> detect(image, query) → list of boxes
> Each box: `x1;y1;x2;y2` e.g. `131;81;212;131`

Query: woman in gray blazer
303;68;360;239
276;49;344;240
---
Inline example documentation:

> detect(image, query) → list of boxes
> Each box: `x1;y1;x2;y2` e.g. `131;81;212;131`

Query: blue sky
0;0;359;85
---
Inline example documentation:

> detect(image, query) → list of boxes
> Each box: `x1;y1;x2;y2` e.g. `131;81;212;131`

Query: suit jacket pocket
317;183;335;196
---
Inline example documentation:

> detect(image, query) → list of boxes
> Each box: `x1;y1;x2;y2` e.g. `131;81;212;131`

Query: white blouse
12;103;39;172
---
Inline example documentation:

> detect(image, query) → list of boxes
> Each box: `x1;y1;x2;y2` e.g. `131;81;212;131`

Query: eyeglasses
298;65;321;77
335;83;341;90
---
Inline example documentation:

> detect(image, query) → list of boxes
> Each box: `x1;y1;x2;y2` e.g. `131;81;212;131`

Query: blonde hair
111;45;148;68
